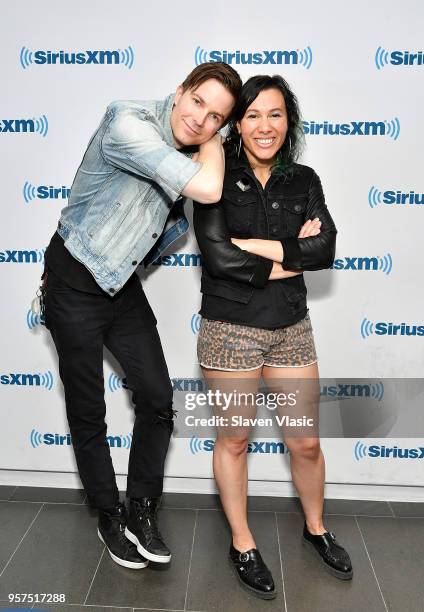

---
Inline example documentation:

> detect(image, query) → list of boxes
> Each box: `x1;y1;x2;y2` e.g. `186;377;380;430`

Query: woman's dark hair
225;74;304;180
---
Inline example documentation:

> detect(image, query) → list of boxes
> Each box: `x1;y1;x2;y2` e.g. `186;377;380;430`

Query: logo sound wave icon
189;435;204;454
194;47;210;66
375;46;390;70
368;186;383;208
23;181;37;203
119;46;134;69
39;370;54;390
27;309;45;330
20;46;34;69
384;117;400;140
34;115;49;137
30;428;43;448
108;373;123;392
370;382;384;401
190;314;202;334
298;46;313;69
120;434;133;449
378;253;393;275
354;441;368;460
360;317;374;339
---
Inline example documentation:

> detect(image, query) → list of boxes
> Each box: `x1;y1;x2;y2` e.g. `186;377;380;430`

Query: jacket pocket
200;275;253;304
87;199;122;239
223;189;256;237
278;279;307;316
281;195;308;236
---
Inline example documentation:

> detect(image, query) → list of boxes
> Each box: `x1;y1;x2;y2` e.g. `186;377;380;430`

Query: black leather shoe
125;497;171;563
302;521;353;580
229;544;276;599
98;502;148;569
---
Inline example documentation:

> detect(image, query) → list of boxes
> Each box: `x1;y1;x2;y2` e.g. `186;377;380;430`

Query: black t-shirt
44;231;138;294
199;280;307;330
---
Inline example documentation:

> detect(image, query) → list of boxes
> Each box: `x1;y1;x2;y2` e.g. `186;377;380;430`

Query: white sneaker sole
97;529;149;569
124;527;171;563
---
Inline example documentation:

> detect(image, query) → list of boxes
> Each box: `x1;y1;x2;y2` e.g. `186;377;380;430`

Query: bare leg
263;362;326;535
202;367;262;551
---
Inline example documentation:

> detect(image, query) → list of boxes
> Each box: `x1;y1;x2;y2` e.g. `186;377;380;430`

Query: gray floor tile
86;508;195;609
277;513;386;612
323;498;392;517
0;504;102;604
358;516;424;611
247;495;301;513
34;606;132;611
161;492;222;510
10;487;85;504
186;509;284;611
0;501;43;570
0;604;37;609
390;501;424;518
0;486;17;501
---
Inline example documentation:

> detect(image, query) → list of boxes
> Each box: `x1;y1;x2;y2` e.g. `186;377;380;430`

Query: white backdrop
1;0;423;500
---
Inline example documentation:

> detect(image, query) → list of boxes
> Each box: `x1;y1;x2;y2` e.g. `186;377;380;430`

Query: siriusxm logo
361;318;424;339
195;46;312;69
191;314;201;335
368;186;424;208
354;441;424;460
152;253;202;267
331;253;392;275
30;429;133;449
109;374;207;393
1;371;53;390
27;310;45;330
375;47;424;69
20;46;134;69
1;248;45;264
303;118;400;140
0;115;48;137
23;181;70;203
320;382;384;401
172;378;206;392
0;249;45;264
189;436;289;455
108;373;128;392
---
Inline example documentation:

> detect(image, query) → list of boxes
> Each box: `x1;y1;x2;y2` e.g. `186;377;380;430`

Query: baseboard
0;470;422;502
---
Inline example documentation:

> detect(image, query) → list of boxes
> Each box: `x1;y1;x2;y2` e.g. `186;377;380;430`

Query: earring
237;134;242;158
286;135;292;158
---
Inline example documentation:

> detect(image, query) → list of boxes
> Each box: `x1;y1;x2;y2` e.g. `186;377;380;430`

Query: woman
193;75;352;600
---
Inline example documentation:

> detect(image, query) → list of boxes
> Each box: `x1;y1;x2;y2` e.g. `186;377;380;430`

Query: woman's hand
298;218;321;238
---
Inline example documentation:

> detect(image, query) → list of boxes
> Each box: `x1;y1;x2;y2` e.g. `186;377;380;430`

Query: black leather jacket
193;151;337;318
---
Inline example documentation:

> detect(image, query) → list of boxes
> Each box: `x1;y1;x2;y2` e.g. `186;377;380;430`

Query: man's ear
174;84;184;105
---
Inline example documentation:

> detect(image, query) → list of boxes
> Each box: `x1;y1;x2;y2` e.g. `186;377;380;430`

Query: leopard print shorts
197;313;317;371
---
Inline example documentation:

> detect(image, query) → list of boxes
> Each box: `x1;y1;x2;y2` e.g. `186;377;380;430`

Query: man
41;62;241;569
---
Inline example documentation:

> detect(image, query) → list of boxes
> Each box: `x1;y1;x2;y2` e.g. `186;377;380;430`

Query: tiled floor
0;486;423;612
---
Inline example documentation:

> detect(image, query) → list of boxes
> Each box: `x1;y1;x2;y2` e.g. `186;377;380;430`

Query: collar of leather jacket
224;146;289;194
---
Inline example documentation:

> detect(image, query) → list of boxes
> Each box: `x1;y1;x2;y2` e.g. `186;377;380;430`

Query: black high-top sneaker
97;502;148;569
125;497;171;563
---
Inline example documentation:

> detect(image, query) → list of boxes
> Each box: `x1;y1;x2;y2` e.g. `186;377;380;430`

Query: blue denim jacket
56;93;201;295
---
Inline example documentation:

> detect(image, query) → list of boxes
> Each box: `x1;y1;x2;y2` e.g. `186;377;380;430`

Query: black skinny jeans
44;270;174;509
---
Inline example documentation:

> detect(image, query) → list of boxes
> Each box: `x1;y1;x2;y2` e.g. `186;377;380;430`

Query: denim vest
56;94;201;295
